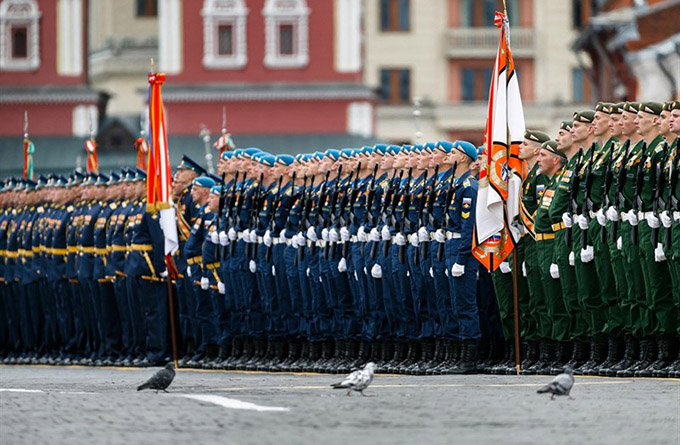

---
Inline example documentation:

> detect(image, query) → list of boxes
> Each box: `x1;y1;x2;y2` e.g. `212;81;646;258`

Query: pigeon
537;366;574;400
331;362;376;396
137;363;175;393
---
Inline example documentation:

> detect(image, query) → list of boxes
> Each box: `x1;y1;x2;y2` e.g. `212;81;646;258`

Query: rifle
566;147;584;246
229;172;250;256
360;163;380;256
329;169;355;260
397;167;414;264
297;175;317;263
664;146;679;251
265;173;287;262
600;143;615;244
419;164;440;264
580;144;596;250
340;162;362;259
322;164;343;260
631;143;648;246
611;140;632;242
244;173;265;259
370;169;402;260
292;175;307;267
437;162;457;262
308;170;331;256
651;143;669;248
217;172;227;260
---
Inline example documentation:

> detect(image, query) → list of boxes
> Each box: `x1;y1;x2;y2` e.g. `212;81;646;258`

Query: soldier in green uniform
491;129;549;374
522;140;568;375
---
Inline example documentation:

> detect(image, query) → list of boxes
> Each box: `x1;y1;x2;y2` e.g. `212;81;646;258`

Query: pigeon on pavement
537;366;574;400
137;363;175;393
331;362;376;396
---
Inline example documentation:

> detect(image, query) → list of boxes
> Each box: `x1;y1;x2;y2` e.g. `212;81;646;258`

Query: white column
159;0;182;74
334;0;362;73
72;105;98;137
57;0;83;76
347;102;373;137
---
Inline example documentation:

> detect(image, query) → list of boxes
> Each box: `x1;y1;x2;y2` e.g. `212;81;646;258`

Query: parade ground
0;365;677;445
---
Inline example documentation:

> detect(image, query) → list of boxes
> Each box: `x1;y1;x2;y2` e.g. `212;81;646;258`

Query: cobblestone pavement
0;365;678;445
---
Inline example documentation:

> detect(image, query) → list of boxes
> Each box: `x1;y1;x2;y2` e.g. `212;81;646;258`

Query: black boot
657;335;680;377
223;338;242;369
385;342;406;373
618;338;653;377
450;341;479;374
201;344;219;369
575;339;604;375
395;342;419;374
516;340;539;373
213;343;231;370
594;336;623;376
179;340;195;368
490;340;513;375
546;342;572;375
288;341;309;372
638;336;670;377
313;341;334;372
563;341;588;370
582;339;608;375
605;335;638;376
481;338;505;373
255;340;276;371
412;340;436;375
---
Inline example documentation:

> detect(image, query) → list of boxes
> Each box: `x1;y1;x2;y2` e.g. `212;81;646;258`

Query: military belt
94;248;108;255
187;256;202;266
110;245;127;252
79;246;96;254
5;251;18;259
446;232;462;240
205;262;220;270
551;222;566;232
50;248;68;255
67;246;78;253
535;233;556;241
130;243;153;251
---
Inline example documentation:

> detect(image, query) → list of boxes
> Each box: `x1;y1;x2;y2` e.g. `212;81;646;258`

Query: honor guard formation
1;101;679;378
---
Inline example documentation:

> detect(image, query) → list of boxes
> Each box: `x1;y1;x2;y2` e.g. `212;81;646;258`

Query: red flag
135;137;148;170
472;11;525;271
85;138;99;173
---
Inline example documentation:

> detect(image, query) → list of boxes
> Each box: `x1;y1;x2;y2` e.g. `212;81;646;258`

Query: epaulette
463;178;471;187
110;203;117;210
67;205;74;212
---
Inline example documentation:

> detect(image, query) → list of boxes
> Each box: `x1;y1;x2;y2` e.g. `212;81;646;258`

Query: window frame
380;0;410;32
263;0;310;69
0;0;41;71
136;0;158;18
201;0;249;70
379;68;411;104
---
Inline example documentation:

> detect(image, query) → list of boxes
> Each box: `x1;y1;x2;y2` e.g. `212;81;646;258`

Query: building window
202;0;248;69
136;0;158;17
461;68;493;102
380;68;410;104
460;0;519;27
0;0;41;71
572;67;592;102
380;0;410;32
263;0;309;68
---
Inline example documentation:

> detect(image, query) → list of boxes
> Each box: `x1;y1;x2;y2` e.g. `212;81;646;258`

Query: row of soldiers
1;100;678;378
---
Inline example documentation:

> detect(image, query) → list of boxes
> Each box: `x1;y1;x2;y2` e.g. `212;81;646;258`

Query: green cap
524;130;551;143
559;120;573;131
595;102;615;114
665;101;680;112
609;103;622;114
541;140;566;159
640;102;663;116
573;110;595;123
622;102;642;113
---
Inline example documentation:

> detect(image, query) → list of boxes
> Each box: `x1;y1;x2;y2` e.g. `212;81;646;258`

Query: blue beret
134;168;147;181
243;148;262;158
210;185;222;196
192;176;216;188
436;140;453;153
422;142;436;153
95;174;109;186
477;145;484;156
233;149;245;158
325;149;340;161
301;153;313;162
453;140;478;161
220;151;234;160
259;154;276;166
276;154;295;166
340;148;354;159
82;172;98;185
177;155;207;175
24;179;37;190
208;173;223;184
107;172;120;185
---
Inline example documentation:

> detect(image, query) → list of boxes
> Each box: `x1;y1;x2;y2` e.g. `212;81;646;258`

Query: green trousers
536;236;569;342
603;220;628;335
572;225;607;339
638;220;675;335
555;230;586;340
620;221;647;338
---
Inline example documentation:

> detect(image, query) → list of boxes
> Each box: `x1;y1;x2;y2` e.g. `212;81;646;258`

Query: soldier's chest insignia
193;218;202;231
462;211;470;219
536;184;545;196
85;215;92;224
462;197;472;209
203;219;212;228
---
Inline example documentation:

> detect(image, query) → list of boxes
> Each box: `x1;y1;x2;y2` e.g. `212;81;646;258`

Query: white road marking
178;394;289;412
0;388;45;393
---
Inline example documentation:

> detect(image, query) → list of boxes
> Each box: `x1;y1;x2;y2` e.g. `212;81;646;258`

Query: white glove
371;263;382;279
418;226;430;242
394;233;406;246
306;267;310;277
357;226;367;242
660;210;673;228
577;214;589;230
434;229;446;243
295;233;305;248
627;209;638;226
616;236;622;251
242;228;251;243
499;262;511;274
263;230;272;247
307;226;318;242
409;234;419;247
187;266;192;278
249;230;258;243
562;212;573;228
580;245;594;263
339;227;350;242
217;282;225;294
209;230;218;244
568;251;575;266
228;227;237;241
329;228;339;243
381;225;391;241
200;277;209;290
646;213;660;229
429;267;434;278
445;268;449;277
159;270;168;278
272;265;276;276
369;228;381;242
654;243;666;262
338;257;347;272
522;261;527;277
606;206;619;222
219;230;229;246
321;228;329;242
249;260;256;273
596;209;607;227
549;263;560;279
451;263;465;277
674;211;680;222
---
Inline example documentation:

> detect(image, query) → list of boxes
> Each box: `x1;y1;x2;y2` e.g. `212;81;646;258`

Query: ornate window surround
0;0;41;71
262;0;310;69
201;0;248;69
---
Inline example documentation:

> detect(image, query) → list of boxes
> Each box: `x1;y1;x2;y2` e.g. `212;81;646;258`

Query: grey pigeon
537;366;574;400
331;362;376;396
137;363;175;393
